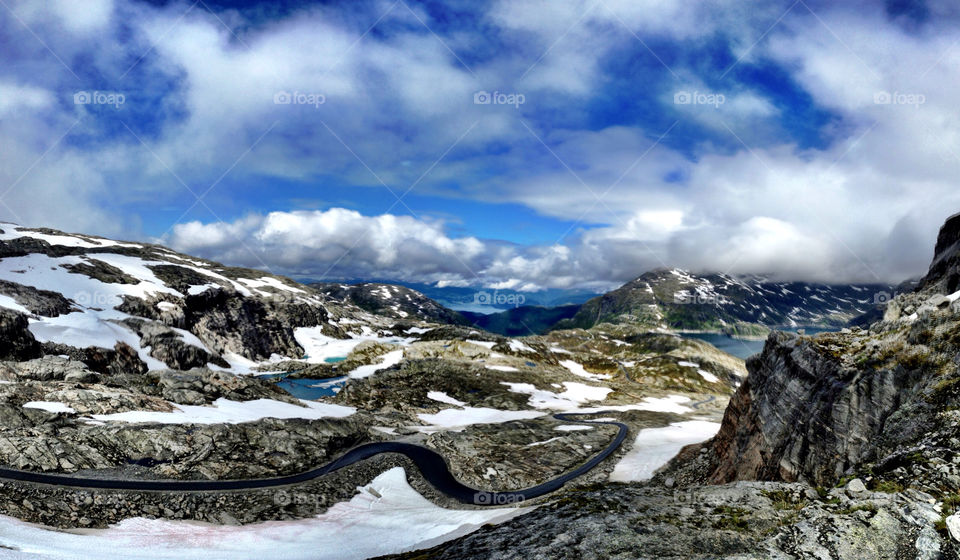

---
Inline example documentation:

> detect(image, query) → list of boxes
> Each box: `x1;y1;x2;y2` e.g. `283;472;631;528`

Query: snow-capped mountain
558;268;893;335
0;223;404;373
311;282;470;325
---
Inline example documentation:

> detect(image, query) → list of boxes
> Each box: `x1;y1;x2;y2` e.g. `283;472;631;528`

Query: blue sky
2;0;960;291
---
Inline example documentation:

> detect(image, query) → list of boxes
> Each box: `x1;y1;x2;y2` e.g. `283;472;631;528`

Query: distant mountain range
310;282;470;325
296;278;600;314
557;268;892;336
311;269;895;338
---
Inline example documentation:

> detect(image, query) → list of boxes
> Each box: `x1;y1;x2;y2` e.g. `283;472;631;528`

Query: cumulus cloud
168;209;487;283
1;0;959;291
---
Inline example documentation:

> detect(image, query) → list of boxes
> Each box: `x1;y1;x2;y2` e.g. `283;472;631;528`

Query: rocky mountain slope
459;304;581;336
391;213;960;559
0;221;758;558
558;268;892;335
311;282;470;325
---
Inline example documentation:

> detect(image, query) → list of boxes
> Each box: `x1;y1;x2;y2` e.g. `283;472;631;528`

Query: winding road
0;413;627;507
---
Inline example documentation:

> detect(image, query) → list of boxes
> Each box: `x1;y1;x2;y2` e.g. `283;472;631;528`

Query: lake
681;327;837;360
260;372;347;400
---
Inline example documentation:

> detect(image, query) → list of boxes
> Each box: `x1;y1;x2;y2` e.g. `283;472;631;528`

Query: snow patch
90;398;355;425
0;467;527;560
609;421;721;482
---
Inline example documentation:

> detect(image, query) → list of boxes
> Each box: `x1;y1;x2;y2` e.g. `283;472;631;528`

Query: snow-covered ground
415;407;544;432
23;401;75;414
88;398;356;425
609;421;721;482
502;382;693;415
502;382;612;411
0;468;529;560
348;350;405;379
293;327;413;366
558;360;610;381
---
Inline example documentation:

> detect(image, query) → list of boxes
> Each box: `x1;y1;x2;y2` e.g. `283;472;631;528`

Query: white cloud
1;0;959;290
168;209;487;282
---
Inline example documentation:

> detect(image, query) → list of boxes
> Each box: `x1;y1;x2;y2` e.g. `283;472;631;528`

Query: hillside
311;281;470;326
398;212;960;559
0;221;754;556
558;268;891;335
459;304;580;336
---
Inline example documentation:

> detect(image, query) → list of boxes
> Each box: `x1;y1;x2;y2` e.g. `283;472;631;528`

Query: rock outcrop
0;309;42;361
920;211;960;294
706;213;960;487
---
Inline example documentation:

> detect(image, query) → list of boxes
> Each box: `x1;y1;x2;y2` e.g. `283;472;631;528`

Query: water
260;357;348;399
272;376;346;400
681;326;838;360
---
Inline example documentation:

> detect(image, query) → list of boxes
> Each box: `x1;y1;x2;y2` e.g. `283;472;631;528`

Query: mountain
0;220;752;542
459;304;580;336
316;281;601;313
407;211;960;559
310;282;470;325
556;268;892;336
8;218;957;559
0;223;397;373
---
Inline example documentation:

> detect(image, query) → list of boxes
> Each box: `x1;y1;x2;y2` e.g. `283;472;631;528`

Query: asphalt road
0;413;627;506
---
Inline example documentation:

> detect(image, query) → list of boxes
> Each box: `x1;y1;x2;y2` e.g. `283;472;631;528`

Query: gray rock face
183;288;306;361
123;319;223;370
708;330;928;485
0;279;74;317
920;211;960;294
0;309;42;361
385;481;949;560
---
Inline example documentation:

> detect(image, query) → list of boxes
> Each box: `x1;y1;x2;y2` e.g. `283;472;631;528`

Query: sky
1;0;959;292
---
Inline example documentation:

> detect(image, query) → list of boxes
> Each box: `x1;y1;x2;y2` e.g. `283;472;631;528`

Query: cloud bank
2;0;959;290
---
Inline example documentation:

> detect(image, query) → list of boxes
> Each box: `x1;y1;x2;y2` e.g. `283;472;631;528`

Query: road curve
0;413;627;507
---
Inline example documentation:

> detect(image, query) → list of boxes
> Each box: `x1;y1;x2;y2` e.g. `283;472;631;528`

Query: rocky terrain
2;215;950;559
391;212;960;559
557;268;892;336
0;222;749;546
